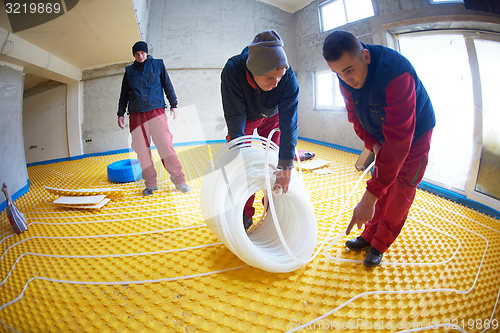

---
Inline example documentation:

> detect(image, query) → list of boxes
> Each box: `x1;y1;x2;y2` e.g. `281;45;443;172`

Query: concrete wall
0;63;28;195
23;85;68;164
148;0;295;144
133;0;150;41
82;71;130;155
74;0;500;156
81;0;295;154
294;0;500;151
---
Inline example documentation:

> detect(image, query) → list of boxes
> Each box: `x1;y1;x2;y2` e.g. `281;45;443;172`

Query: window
314;70;345;110
319;0;375;32
397;31;500;211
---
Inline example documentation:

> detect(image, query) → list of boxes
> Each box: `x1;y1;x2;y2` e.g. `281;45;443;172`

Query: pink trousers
361;129;433;253
129;108;185;187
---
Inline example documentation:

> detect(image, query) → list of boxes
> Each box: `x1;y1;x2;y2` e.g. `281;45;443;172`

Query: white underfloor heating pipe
200;134;318;272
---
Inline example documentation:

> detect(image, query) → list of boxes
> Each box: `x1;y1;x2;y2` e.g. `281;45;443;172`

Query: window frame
314;69;345;111
318;0;375;33
394;29;500;212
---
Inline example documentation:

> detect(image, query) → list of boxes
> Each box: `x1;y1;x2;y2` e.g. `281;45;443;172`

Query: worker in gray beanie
221;30;299;232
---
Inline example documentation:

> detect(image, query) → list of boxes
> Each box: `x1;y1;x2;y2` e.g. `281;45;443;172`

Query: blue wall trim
26;140;228;168
418;181;500;220
298;137;362;155
10;138;500;220
0;179;30;213
298;137;500;219
173;140;226;147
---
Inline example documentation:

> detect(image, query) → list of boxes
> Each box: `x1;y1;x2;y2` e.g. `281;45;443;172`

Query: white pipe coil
200;135;318;273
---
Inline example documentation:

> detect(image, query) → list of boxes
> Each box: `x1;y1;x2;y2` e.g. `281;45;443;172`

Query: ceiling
0;0;141;71
259;0;315;13
0;0;314;76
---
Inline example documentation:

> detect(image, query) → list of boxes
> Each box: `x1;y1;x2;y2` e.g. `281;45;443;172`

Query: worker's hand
346;190;378;235
170;108;178;120
373;143;381;155
273;168;292;194
118;116;125;129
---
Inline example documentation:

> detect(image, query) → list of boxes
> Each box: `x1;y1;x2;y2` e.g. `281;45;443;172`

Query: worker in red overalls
323;31;435;267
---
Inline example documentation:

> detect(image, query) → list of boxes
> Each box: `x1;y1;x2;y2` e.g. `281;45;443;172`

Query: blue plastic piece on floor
107;159;143;183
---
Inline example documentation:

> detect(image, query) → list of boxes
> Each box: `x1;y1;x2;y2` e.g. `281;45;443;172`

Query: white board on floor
313;169;335;175
299;159;331;170
53;195;107;205
57;198;111;209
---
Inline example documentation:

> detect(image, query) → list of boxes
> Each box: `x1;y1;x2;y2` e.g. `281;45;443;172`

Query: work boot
345;236;370;251
175;183;191;193
143;186;157;196
243;214;253;231
364;247;383;267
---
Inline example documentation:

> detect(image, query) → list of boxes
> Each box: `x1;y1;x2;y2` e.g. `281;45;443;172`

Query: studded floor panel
1;140;499;333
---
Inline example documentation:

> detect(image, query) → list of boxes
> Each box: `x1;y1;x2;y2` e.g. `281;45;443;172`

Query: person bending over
221;30;299;231
323;31;435;267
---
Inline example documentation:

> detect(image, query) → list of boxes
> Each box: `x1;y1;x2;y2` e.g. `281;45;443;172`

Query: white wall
23;85;69;164
148;0;295;145
81;0;296;154
0;63;28;196
133;0;150;41
80;0;500;156
167;69;226;144
82;74;130;154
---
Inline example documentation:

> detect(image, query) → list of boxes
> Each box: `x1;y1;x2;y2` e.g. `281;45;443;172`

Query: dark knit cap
132;41;148;55
246;30;288;76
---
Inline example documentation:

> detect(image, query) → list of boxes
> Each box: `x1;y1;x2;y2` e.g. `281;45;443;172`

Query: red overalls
343;73;433;253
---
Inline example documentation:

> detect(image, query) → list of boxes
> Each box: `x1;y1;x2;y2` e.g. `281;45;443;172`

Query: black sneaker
364;247;383;267
345;236;370;251
143;186;157;196
243;214;253;231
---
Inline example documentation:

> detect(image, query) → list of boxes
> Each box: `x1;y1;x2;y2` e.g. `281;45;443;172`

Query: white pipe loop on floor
200;135;318;273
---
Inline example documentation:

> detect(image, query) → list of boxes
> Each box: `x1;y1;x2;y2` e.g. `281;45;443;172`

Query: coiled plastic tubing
200;134;318;273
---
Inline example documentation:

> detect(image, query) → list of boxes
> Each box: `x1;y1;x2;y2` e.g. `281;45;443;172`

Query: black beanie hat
132;41;148;55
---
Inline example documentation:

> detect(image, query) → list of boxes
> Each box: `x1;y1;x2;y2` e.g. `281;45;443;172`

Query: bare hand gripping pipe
200;131;376;273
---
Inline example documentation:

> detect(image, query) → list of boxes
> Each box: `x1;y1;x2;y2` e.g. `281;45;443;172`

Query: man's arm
276;69;299;170
366;73;416;198
346;73;416;234
118;73;129;118
160;60;178;109
221;60;247;140
272;69;299;194
117;73;129;129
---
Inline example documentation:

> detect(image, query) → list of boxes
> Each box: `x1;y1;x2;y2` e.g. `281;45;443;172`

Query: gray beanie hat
246;30;289;76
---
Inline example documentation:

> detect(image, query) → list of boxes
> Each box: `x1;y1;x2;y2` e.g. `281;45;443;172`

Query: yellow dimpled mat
1;140;500;333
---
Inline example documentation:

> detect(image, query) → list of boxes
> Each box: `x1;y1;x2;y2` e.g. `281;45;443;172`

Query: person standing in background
118;41;191;196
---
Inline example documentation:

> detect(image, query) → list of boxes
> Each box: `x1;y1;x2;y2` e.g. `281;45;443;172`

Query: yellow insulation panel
0;141;499;332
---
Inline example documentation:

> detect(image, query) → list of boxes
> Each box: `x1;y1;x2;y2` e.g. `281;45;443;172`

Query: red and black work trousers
361;129;433;253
